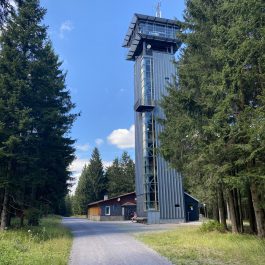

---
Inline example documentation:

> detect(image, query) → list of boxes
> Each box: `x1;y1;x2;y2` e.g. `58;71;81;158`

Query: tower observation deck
123;13;185;224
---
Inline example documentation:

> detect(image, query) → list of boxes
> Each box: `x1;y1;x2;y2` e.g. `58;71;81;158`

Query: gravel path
62;218;173;265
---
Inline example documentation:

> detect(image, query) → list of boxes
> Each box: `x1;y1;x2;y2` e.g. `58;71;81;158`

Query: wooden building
87;192;136;221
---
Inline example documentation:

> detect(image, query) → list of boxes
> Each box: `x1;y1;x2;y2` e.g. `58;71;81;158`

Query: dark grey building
123;14;185;224
87;192;136;221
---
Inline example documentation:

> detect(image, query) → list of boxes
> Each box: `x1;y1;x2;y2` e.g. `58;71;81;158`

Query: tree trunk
0;188;9;231
237;189;244;233
250;182;265;237
20;214;24;227
226;202;230;220
7;212;11;227
233;189;239;227
213;203;219;222
233;188;243;233
217;184;227;229
228;189;239;233
247;185;257;234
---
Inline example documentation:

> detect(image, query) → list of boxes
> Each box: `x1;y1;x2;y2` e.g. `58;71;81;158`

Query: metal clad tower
123;13;185;224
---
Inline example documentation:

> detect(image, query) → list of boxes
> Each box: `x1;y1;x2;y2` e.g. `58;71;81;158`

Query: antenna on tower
156;2;162;18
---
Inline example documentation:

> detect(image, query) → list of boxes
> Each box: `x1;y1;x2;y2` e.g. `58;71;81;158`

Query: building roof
121;202;136;207
87;192;136;207
123;13;181;48
184;192;200;202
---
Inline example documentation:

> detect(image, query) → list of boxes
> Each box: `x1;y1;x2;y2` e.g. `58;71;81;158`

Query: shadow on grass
6;215;72;243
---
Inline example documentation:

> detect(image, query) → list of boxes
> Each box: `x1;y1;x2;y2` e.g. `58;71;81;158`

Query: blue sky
40;0;185;189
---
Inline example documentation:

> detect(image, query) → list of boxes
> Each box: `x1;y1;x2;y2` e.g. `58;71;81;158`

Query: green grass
70;214;86;218
0;215;72;265
137;227;265;265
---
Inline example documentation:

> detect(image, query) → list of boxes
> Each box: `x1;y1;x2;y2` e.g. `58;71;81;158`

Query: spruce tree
106;158;123;197
87;148;107;201
74;148;106;214
106;152;135;197
160;0;265;236
0;0;11;26
74;165;92;215
0;0;76;228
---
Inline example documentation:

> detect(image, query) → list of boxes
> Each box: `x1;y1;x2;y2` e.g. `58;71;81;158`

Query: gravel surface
62;218;173;265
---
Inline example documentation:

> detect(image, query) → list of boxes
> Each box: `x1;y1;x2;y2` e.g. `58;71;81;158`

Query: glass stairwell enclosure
140;56;158;211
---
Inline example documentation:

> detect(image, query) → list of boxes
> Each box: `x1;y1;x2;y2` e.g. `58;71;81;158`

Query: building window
105;206;110;215
140;57;153;106
139;22;178;39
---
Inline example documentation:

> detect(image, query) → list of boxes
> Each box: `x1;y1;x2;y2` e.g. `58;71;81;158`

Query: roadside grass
137;226;265;265
70;215;86;218
0;215;72;265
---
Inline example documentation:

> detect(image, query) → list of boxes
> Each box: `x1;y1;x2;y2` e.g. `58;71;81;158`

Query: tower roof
123;13;181;60
123;13;181;48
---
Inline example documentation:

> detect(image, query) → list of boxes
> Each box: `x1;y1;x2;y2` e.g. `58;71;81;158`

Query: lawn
137;226;265;265
0;216;72;265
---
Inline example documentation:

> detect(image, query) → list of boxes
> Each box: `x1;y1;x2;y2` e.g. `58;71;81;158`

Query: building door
124;206;136;220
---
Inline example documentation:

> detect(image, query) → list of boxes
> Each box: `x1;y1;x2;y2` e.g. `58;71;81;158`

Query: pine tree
106;158;123;197
74;165;92;215
0;0;11;26
0;0;24;28
160;0;265;236
74;148;106;215
120;151;135;193
0;0;76;228
87;148;107;201
106;152;135;197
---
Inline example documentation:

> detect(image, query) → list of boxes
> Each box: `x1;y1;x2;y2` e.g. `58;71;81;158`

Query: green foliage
24;208;41;226
160;0;265;216
72;150;135;215
106;151;135;197
0;0;77;228
0;215;72;265
0;0;12;27
200;220;226;233
73;148;106;215
138;227;265;265
63;195;73;217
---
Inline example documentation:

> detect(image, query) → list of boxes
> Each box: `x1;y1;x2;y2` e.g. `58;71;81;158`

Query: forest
160;0;265;237
71;148;135;216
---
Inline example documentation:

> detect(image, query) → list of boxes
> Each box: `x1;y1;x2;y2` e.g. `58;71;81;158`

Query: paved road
62;218;174;265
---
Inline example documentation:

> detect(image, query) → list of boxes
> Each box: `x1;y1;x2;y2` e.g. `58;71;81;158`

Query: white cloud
59;20;74;39
102;161;112;169
69;158;89;175
95;138;104;146
76;143;90;152
107;125;135;149
68;158;89;194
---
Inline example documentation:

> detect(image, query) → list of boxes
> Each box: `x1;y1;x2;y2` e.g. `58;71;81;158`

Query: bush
25;208;41;226
200;220;226;233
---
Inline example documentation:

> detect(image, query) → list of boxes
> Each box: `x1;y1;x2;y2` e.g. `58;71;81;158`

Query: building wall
99;216;125;221
100;204;123;217
134;51;185;222
153;51;185;221
184;193;199;222
87;193;136;221
87;206;101;220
